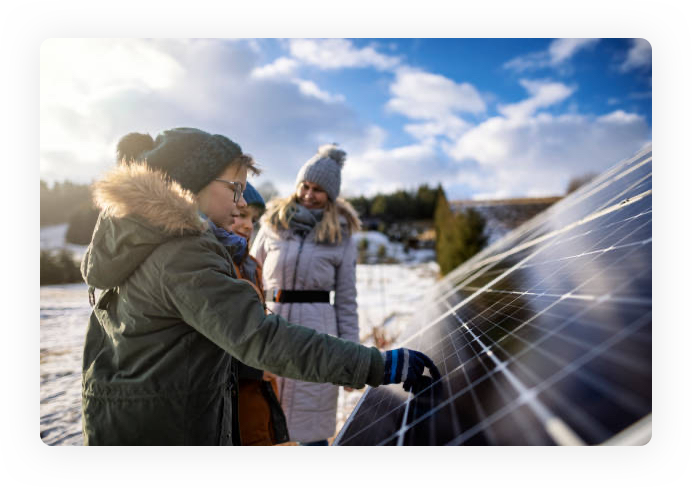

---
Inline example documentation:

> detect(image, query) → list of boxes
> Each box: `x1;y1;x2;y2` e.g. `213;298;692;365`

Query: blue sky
40;38;651;200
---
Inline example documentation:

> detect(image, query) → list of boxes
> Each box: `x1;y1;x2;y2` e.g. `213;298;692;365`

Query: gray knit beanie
295;144;346;201
116;127;243;194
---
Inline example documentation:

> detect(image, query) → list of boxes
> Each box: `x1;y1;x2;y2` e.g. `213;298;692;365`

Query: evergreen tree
416;184;438;220
347;183;442;223
434;186;488;276
370;194;389;221
349;196;371;218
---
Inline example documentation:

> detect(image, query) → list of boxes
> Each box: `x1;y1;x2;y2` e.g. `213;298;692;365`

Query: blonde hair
264;192;361;244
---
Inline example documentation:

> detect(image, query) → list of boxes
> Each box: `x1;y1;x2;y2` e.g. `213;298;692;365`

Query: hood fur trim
92;163;207;236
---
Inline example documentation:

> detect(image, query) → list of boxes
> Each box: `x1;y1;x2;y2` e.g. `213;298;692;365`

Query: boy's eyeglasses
215;179;244;203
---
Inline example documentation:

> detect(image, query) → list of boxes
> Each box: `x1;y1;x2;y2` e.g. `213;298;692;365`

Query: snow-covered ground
39;226;439;445
352;231;435;264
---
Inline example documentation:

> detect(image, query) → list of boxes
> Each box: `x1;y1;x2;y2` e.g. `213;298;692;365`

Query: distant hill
450;196;562;244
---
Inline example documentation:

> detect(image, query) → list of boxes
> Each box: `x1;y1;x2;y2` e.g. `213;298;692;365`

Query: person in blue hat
231;182;266;248
223;183;289;445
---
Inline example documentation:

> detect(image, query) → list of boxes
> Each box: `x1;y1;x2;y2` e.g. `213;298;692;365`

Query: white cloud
39;39;652;204
41;39;185;114
251;56;345;104
250;56;298;79
438;76;649;198
343;142;446;196
497;79;575;120
294;79;345;103
288;38;400;71
447;109;650;198
620;38;652;72
597;110;645;124
504;38;599;72
387;69;486;121
39;39;370;190
548;38;599;64
404;116;472;143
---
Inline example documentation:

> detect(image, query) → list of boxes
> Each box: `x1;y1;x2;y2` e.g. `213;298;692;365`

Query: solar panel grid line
408;206;652;442
387;361;495;444
437;189;651;307
460;287;652;307
464;188;651;276
560;155;651;211
536;149;651;221
474;301;651;417
446;304;646;443
529;311;651;442
432;261;499;306
383;294;644;444
474;202;650;298
522;231;651;269
383;290;583;445
527;214;651;266
539;171;651;236
450;297;596;444
352;294;616;445
464;243;651;355
332;384;371;445
360;288;564;442
468;284;652;436
460;222;651;303
434;296;587;445
395;390;414;445
493;302;650;375
335;147;651;446
400;234;562;347
443;147;651;277
459;357;501;445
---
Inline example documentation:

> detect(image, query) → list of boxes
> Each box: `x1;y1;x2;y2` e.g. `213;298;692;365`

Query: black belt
265;289;331;303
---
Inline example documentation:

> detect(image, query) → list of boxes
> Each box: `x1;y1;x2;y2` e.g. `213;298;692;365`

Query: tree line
347;184;440;222
40;179;490;284
40;180;97;285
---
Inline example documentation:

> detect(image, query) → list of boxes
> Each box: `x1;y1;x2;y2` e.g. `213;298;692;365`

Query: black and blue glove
382;348;441;392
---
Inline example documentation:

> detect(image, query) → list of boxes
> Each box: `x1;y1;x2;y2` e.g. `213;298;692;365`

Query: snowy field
39;226;439;446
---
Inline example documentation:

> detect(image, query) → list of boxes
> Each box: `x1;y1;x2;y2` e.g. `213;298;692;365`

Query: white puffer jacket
250;199;360;443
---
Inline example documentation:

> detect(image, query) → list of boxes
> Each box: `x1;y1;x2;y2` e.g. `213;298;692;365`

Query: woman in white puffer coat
250;144;361;445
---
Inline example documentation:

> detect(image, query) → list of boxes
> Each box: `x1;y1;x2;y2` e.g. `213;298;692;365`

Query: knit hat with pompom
115;128;243;194
294;144;346;201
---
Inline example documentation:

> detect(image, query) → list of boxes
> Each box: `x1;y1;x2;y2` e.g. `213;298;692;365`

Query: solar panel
334;145;652;446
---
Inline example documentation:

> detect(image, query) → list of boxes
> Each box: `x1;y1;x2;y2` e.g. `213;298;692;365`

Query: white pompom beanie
295;144;346;201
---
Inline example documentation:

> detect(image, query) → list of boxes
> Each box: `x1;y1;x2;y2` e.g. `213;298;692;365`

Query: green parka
80;163;384;445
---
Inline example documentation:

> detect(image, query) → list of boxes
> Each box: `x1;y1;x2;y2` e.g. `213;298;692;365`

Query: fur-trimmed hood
81;163;208;290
